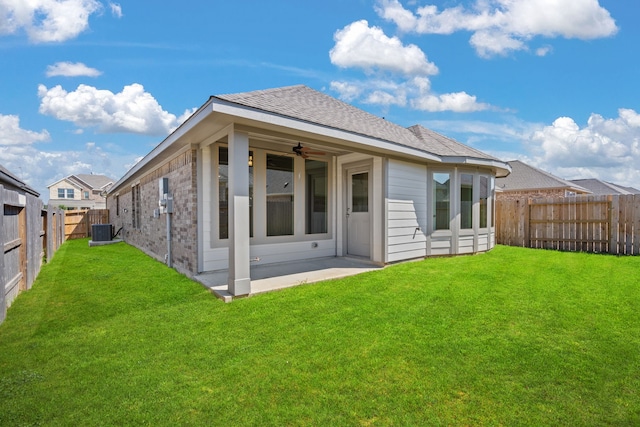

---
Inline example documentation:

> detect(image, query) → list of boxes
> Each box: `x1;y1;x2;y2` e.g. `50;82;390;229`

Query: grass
1;240;640;426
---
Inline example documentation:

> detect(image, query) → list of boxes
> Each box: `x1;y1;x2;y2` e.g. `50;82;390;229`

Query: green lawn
1;240;639;426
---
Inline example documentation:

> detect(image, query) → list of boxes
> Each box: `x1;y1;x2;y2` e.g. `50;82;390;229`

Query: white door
347;170;371;258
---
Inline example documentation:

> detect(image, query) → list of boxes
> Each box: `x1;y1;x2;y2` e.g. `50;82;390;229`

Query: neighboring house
496;160;590;200
571;179;640;195
107;85;511;297
48;174;114;209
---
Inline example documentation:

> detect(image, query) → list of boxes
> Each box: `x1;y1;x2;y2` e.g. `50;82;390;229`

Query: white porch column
227;129;251;296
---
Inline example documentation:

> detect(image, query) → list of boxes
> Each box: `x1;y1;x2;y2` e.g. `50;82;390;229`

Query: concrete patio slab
194;257;384;302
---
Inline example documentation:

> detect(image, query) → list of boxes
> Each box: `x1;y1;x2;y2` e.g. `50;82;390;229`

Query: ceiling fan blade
300;147;326;156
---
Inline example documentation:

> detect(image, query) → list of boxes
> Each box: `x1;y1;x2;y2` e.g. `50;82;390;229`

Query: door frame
343;161;373;259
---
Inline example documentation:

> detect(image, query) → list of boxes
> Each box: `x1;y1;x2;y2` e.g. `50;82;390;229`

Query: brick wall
108;148;198;276
496;188;568;201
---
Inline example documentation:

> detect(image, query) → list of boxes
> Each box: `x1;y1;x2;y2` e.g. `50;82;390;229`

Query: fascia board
46;177;69;188
210;98;441;163
49;177;83;190
441;156;512;177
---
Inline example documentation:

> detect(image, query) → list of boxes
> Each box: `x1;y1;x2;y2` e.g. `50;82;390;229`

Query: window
66;189;74;199
116;195;120;216
267;153;293;236
132;184;141;229
479;176;488;228
351;172;368;213
460;173;473;229
58;188;64;198
218;148;228;239
84;191;90;199
218;147;254;239
433;173;450;230
306;159;328;234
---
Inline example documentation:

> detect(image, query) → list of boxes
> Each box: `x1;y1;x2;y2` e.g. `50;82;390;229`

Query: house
570;179;640;195
48;174;114;209
496;160;590;200
107;85;511;297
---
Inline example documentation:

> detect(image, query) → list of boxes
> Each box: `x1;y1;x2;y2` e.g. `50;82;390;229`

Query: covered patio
194;256;383;302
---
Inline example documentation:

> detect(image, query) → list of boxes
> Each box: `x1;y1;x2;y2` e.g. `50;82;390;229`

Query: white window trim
212;142;333;248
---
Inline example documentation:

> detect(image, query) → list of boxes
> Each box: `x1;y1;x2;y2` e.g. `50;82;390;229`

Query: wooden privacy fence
496;194;640;255
1;185;65;324
65;209;109;240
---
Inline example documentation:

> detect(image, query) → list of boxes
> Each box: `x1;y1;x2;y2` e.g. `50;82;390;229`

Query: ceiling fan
292;142;326;159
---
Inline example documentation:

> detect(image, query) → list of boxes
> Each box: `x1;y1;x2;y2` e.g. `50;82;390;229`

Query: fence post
609;195;617;255
524;198;531;248
47;208;54;263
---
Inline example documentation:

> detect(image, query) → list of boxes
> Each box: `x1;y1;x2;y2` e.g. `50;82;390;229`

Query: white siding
430;234;453;256
386;159;427;262
458;233;475;254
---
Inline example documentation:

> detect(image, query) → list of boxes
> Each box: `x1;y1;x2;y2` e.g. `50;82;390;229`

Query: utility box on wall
159;177;169;200
92;224;113;242
159;177;169;214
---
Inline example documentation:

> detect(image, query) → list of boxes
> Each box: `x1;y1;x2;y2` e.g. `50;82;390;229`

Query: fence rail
496;194;640;255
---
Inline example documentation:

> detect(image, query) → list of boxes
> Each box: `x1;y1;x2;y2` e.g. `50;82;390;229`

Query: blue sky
1;0;639;197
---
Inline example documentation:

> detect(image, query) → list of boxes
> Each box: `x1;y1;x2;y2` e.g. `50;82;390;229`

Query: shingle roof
571;179;640;195
619;185;640;194
407;124;499;160
496;160;590;192
215;85;499;161
72;174;114;190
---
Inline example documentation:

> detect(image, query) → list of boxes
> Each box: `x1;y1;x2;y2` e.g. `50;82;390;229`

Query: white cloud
0;0;103;43
0;139;139;199
535;45;553;57
329;20;491;113
469;30;526;58
376;0;618;57
109;2;122;18
330;20;438;76
412;90;491;113
38;83;195;136
46;61;102;77
331;76;492;113
502;112;640;187
0;114;50;146
530;113;637;170
329;81;363;102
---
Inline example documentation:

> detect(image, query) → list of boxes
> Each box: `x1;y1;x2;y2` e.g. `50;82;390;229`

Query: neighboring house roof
73;174;114;190
570;179;640;195
619;185;640;194
48;174;114;192
496;160;590;193
111;85;511;194
217;85;502;163
0;163;39;196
